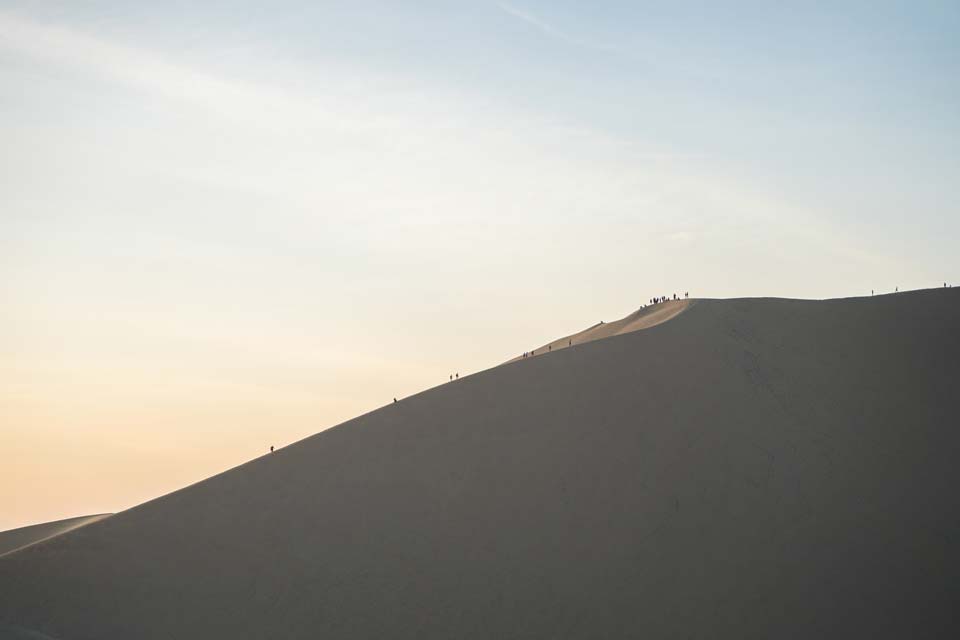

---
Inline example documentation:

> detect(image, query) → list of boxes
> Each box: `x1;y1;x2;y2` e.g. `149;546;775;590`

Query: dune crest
509;298;691;361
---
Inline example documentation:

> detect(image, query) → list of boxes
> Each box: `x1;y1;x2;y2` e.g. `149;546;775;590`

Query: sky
1;1;958;531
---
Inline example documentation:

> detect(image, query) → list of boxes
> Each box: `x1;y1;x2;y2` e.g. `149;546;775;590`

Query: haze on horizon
2;1;958;531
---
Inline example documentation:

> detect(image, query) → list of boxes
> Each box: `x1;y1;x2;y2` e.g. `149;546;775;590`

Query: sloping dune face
0;515;111;558
2;290;959;639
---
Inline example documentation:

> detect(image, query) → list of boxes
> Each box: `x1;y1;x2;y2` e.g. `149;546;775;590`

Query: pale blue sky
1;1;958;529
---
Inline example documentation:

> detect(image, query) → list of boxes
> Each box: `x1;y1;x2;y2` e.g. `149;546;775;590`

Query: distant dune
1;289;958;639
0;514;111;558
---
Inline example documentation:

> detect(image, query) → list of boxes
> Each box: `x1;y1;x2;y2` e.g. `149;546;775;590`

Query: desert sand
0;514;110;558
1;288;958;639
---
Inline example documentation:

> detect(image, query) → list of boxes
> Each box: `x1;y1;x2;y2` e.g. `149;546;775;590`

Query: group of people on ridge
649;292;688;305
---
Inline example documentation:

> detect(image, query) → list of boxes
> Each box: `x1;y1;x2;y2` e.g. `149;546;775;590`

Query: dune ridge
508;298;691;361
1;289;958;639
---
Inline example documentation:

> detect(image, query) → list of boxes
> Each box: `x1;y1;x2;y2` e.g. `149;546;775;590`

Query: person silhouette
456;373;459;379
393;398;397;403
270;446;274;453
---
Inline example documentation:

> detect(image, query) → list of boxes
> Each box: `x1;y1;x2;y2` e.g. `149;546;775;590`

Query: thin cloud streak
497;2;573;42
0;9;881;273
0;11;723;229
0;10;351;132
497;2;623;53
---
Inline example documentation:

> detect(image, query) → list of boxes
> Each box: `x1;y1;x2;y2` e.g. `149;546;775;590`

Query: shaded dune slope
2;290;959;639
0;515;111;558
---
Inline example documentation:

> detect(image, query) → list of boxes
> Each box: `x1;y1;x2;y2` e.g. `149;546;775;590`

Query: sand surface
0;515;110;558
0;623;58;640
1;289;958;639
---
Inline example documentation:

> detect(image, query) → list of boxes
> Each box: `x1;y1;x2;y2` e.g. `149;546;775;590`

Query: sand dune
1;289;958;639
0;514;111;558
